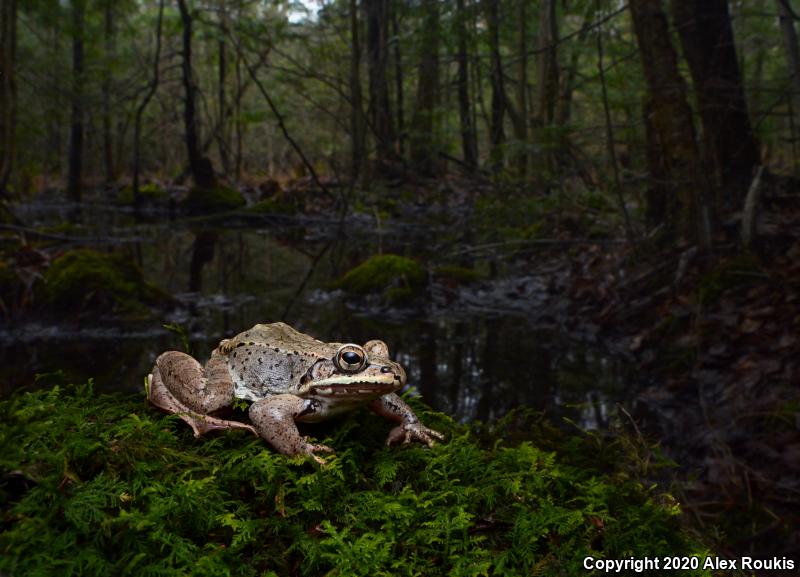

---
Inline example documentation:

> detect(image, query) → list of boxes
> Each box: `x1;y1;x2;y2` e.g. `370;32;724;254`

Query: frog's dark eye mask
334;344;368;373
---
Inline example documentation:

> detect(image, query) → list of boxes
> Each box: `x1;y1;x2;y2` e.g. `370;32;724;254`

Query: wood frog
146;322;444;463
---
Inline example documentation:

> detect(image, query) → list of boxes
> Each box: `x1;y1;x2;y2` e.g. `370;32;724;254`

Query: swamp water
2;199;635;428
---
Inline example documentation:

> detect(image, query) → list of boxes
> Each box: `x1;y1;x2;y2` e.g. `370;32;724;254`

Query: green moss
0;385;711;576
181;186;245;214
336;254;426;300
117;184;169;205
40;249;168;317
697;253;762;306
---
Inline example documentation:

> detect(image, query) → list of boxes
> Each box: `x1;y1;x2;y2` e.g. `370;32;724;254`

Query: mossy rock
40;249;168;317
0;385;712;576
180;186;245;214
117;183;169;205
336;254;426;301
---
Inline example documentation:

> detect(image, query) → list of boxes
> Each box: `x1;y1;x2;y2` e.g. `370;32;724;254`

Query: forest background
1;0;800;569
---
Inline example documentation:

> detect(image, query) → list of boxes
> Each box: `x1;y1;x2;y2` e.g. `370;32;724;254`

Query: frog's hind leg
147;352;257;438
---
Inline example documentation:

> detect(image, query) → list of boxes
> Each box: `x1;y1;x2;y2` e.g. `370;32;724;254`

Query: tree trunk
776;0;800;131
349;0;366;182
670;0;760;208
536;0;559;126
390;3;404;156
365;0;395;165
102;0;115;183
67;0;85;203
556;8;592;126
132;0;165;209
514;0;528;176
409;0;439;173
486;0;506;171
0;0;16;197
455;0;477;168
596;1;633;240
235;50;243;178
177;0;216;189
217;3;230;176
629;0;712;248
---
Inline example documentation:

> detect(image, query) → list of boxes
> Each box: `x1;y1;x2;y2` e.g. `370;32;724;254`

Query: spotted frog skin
146;322;444;463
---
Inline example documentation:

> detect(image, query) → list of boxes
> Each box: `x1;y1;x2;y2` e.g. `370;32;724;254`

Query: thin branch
229;32;334;200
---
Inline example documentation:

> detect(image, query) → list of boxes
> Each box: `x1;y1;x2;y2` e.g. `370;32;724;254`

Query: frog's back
225;323;336;401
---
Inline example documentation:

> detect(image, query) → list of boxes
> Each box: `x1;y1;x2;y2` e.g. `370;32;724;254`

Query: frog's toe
387;424;445;447
303;442;335;465
305;441;335;454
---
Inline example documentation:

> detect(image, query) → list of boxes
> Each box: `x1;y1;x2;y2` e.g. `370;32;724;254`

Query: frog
146;322;444;464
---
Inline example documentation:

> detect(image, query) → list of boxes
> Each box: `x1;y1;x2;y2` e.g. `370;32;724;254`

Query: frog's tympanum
146;322;444;463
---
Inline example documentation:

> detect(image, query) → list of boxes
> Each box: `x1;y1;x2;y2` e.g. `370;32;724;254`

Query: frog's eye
334;344;367;373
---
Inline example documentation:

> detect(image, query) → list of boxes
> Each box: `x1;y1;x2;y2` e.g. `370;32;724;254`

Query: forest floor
534;173;800;559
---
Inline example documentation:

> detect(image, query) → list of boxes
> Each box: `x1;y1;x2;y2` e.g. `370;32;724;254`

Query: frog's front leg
148;351;257;437
249;395;334;465
370;393;445;447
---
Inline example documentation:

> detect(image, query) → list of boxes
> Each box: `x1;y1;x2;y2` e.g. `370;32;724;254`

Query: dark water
2;199;634;427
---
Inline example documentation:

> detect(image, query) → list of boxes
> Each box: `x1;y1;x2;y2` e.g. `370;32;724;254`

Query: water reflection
2;200;632;427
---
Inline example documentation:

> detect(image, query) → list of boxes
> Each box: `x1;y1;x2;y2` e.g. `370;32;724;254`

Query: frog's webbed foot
147;370;258;438
386;422;445;447
370;393;445;448
250;395;335;464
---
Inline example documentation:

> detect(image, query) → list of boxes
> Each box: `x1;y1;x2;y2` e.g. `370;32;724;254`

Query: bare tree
485;0;506;171
177;0;216;189
350;0;366;181
455;0;477;168
102;0;115;183
671;0;760;207
514;0;528;176
0;0;16;197
629;0;712;247
365;0;395;165
67;0;85;202
132;0;165;208
776;0;800;134
410;0;439;173
536;0;559;126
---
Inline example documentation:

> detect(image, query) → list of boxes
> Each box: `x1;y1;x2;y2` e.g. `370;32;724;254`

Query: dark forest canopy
0;0;796;241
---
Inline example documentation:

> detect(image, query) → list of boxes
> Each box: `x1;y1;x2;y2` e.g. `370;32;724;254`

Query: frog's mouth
307;374;399;398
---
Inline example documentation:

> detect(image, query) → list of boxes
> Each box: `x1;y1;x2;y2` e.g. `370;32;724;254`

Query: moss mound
0;385;710;576
181;186;245;214
336;254;426;302
40;249;167;316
